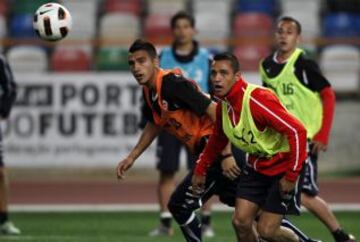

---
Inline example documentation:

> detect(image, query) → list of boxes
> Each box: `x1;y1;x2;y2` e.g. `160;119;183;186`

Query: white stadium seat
320;45;360;92
99;13;140;43
7;46;48;72
148;0;186;15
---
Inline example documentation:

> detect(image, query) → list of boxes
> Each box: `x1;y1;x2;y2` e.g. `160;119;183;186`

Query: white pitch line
9;203;360;212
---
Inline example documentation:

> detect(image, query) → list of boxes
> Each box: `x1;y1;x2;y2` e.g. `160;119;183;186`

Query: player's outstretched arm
117;122;161;179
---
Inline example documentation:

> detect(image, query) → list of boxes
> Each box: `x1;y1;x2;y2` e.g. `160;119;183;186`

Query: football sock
332;228;351;242
201;211;211;227
160;212;172;228
0;212;8;224
180;213;202;242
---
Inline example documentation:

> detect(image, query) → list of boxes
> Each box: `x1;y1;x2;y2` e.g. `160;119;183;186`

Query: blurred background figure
260;16;355;242
0;55;20;235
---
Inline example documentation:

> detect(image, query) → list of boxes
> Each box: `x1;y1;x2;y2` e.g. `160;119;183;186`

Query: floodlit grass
0;211;358;241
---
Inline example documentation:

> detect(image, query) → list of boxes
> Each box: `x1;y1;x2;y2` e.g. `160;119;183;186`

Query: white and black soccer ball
33;3;72;41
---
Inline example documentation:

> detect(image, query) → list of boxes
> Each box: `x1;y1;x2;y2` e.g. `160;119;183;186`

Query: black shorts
301;143;319;196
156;131;197;173
237;167;302;215
169;147;246;209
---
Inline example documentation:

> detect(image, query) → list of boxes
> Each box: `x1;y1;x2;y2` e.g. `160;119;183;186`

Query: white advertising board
1;73;157;168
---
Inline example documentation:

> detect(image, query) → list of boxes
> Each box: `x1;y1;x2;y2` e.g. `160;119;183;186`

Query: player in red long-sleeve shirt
260;16;355;242
192;53;307;242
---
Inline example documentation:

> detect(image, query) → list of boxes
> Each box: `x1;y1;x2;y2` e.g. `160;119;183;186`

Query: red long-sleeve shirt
194;79;308;182
313;87;336;145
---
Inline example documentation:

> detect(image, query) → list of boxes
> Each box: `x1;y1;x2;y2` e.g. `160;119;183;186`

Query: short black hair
213;53;240;73
128;39;157;59
170;11;195;29
278;16;302;34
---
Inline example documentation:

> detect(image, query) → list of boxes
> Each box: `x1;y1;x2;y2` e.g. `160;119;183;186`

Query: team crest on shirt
162;100;168;110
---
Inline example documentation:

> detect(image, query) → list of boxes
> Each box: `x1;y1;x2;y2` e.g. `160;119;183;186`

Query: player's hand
311;141;327;155
279;177;296;200
117;157;135;180
191;174;206;196
221;156;241;180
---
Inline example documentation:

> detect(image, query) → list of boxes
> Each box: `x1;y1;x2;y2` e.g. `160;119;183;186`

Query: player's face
275;20;300;53
211;60;239;98
173;18;195;45
128;50;158;86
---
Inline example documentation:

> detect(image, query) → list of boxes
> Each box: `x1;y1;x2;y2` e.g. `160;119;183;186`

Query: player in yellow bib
260;16;355;242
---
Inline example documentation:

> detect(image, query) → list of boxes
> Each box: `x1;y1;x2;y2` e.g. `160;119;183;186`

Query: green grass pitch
0;211;358;241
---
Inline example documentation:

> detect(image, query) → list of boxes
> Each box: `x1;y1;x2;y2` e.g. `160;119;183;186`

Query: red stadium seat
51;47;92;71
233;44;270;71
0;1;8;16
233;13;273;37
103;0;141;15
144;14;172;42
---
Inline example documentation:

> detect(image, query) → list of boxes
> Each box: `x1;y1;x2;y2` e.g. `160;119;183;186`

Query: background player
260;16;355;242
0;55;20;235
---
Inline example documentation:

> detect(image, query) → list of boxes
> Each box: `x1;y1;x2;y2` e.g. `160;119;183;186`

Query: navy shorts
156;131;198;173
237;167;302;216
301;143;319;196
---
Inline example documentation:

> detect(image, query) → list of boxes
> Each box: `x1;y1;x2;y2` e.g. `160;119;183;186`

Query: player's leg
258;173;303;242
149;132;182;236
0;130;20;235
281;218;322;242
232;198;259;242
301;149;355;242
168;168;218;242
233;167;273;242
258;212;299;242
186;148;215;238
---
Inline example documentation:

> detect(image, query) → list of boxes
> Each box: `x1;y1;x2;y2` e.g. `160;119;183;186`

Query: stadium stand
51;45;92;71
143;14;172;42
320;45;360;93
9;14;36;38
148;0;187;15
323;13;360;38
95;46;129;71
10;0;52;14
0;0;357;93
103;0;142;15
7;45;48;72
235;0;281;17
99;13;140;44
64;0;98;40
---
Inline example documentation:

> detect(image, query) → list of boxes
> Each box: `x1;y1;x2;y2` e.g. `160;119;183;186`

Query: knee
257;223;276;240
301;193;315;208
232;214;252;233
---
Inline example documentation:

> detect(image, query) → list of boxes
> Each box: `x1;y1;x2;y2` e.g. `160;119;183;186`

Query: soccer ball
33;3;72;41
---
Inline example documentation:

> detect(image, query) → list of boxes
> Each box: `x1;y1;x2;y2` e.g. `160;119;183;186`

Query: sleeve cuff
284;170;300;182
194;163;207;176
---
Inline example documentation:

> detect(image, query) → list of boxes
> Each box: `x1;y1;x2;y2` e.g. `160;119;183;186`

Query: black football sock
201;211;211;227
0;212;8;224
332;228;352;242
160;212;172;228
179;213;202;242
